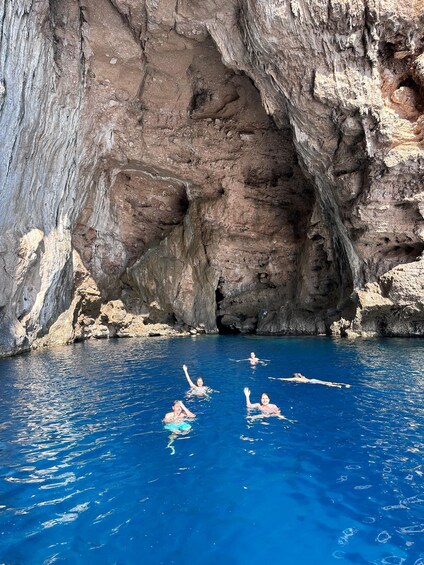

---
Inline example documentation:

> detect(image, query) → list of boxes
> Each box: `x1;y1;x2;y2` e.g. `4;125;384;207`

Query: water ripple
0;336;423;564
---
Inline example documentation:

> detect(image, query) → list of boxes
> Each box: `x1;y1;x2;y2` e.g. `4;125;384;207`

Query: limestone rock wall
0;0;423;356
0;1;84;354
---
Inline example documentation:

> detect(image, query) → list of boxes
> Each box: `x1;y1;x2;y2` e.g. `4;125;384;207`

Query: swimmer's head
293;373;305;379
196;376;204;387
172;400;183;413
250;352;256;358
260;392;270;405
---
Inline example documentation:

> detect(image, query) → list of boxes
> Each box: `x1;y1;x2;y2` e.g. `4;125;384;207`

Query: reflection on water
0;336;423;564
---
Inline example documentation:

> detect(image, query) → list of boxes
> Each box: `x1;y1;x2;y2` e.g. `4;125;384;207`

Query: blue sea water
0;335;423;565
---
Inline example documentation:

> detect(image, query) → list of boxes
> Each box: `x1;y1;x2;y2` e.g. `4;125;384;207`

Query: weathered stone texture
0;0;424;356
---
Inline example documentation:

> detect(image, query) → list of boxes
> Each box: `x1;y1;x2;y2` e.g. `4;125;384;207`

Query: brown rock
1;0;424;357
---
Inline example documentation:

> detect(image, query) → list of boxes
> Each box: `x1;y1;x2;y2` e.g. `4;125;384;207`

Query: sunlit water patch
0;336;423;564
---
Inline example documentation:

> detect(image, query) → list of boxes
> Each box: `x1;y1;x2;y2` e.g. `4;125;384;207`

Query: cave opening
216;318;241;335
397;75;424;113
399;76;418;89
215;279;241;335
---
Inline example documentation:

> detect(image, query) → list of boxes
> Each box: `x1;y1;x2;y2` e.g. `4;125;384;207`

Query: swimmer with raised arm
182;364;215;396
243;387;282;416
269;373;351;388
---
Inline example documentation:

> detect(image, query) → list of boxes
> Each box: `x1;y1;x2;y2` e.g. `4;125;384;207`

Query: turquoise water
0;336;423;564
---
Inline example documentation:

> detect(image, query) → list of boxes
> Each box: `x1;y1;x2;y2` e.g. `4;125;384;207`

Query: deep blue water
0;335;423;564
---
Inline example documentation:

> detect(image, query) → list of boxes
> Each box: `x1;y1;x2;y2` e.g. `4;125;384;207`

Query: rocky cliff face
0;0;423;356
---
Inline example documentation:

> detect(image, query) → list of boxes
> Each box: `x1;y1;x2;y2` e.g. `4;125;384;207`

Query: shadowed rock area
0;0;423;356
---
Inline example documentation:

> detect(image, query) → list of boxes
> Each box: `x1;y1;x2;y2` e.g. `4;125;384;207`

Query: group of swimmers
162;364;213;434
163;352;351;436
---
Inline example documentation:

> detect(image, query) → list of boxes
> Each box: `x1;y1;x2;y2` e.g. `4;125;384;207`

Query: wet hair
173;400;181;407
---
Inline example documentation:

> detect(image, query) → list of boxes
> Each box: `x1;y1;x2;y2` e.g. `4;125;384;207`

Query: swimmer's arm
268;377;294;382
276;414;296;422
179;401;196;418
182;364;196;388
243;387;260;409
248;413;265;421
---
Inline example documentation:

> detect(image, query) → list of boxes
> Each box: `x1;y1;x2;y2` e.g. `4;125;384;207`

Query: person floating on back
182;364;215;396
269;373;351;388
243;387;282;416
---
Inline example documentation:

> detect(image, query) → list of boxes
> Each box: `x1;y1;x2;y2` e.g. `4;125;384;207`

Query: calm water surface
0;336;423;564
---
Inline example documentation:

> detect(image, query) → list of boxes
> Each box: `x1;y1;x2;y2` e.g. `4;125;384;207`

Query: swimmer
182;364;215;396
269;373;351;388
163;400;194;455
163;400;196;431
233;352;269;366
248;352;260;365
243;387;282;416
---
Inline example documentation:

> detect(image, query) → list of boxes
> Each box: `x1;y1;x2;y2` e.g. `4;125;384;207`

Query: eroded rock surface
0;0;423;356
